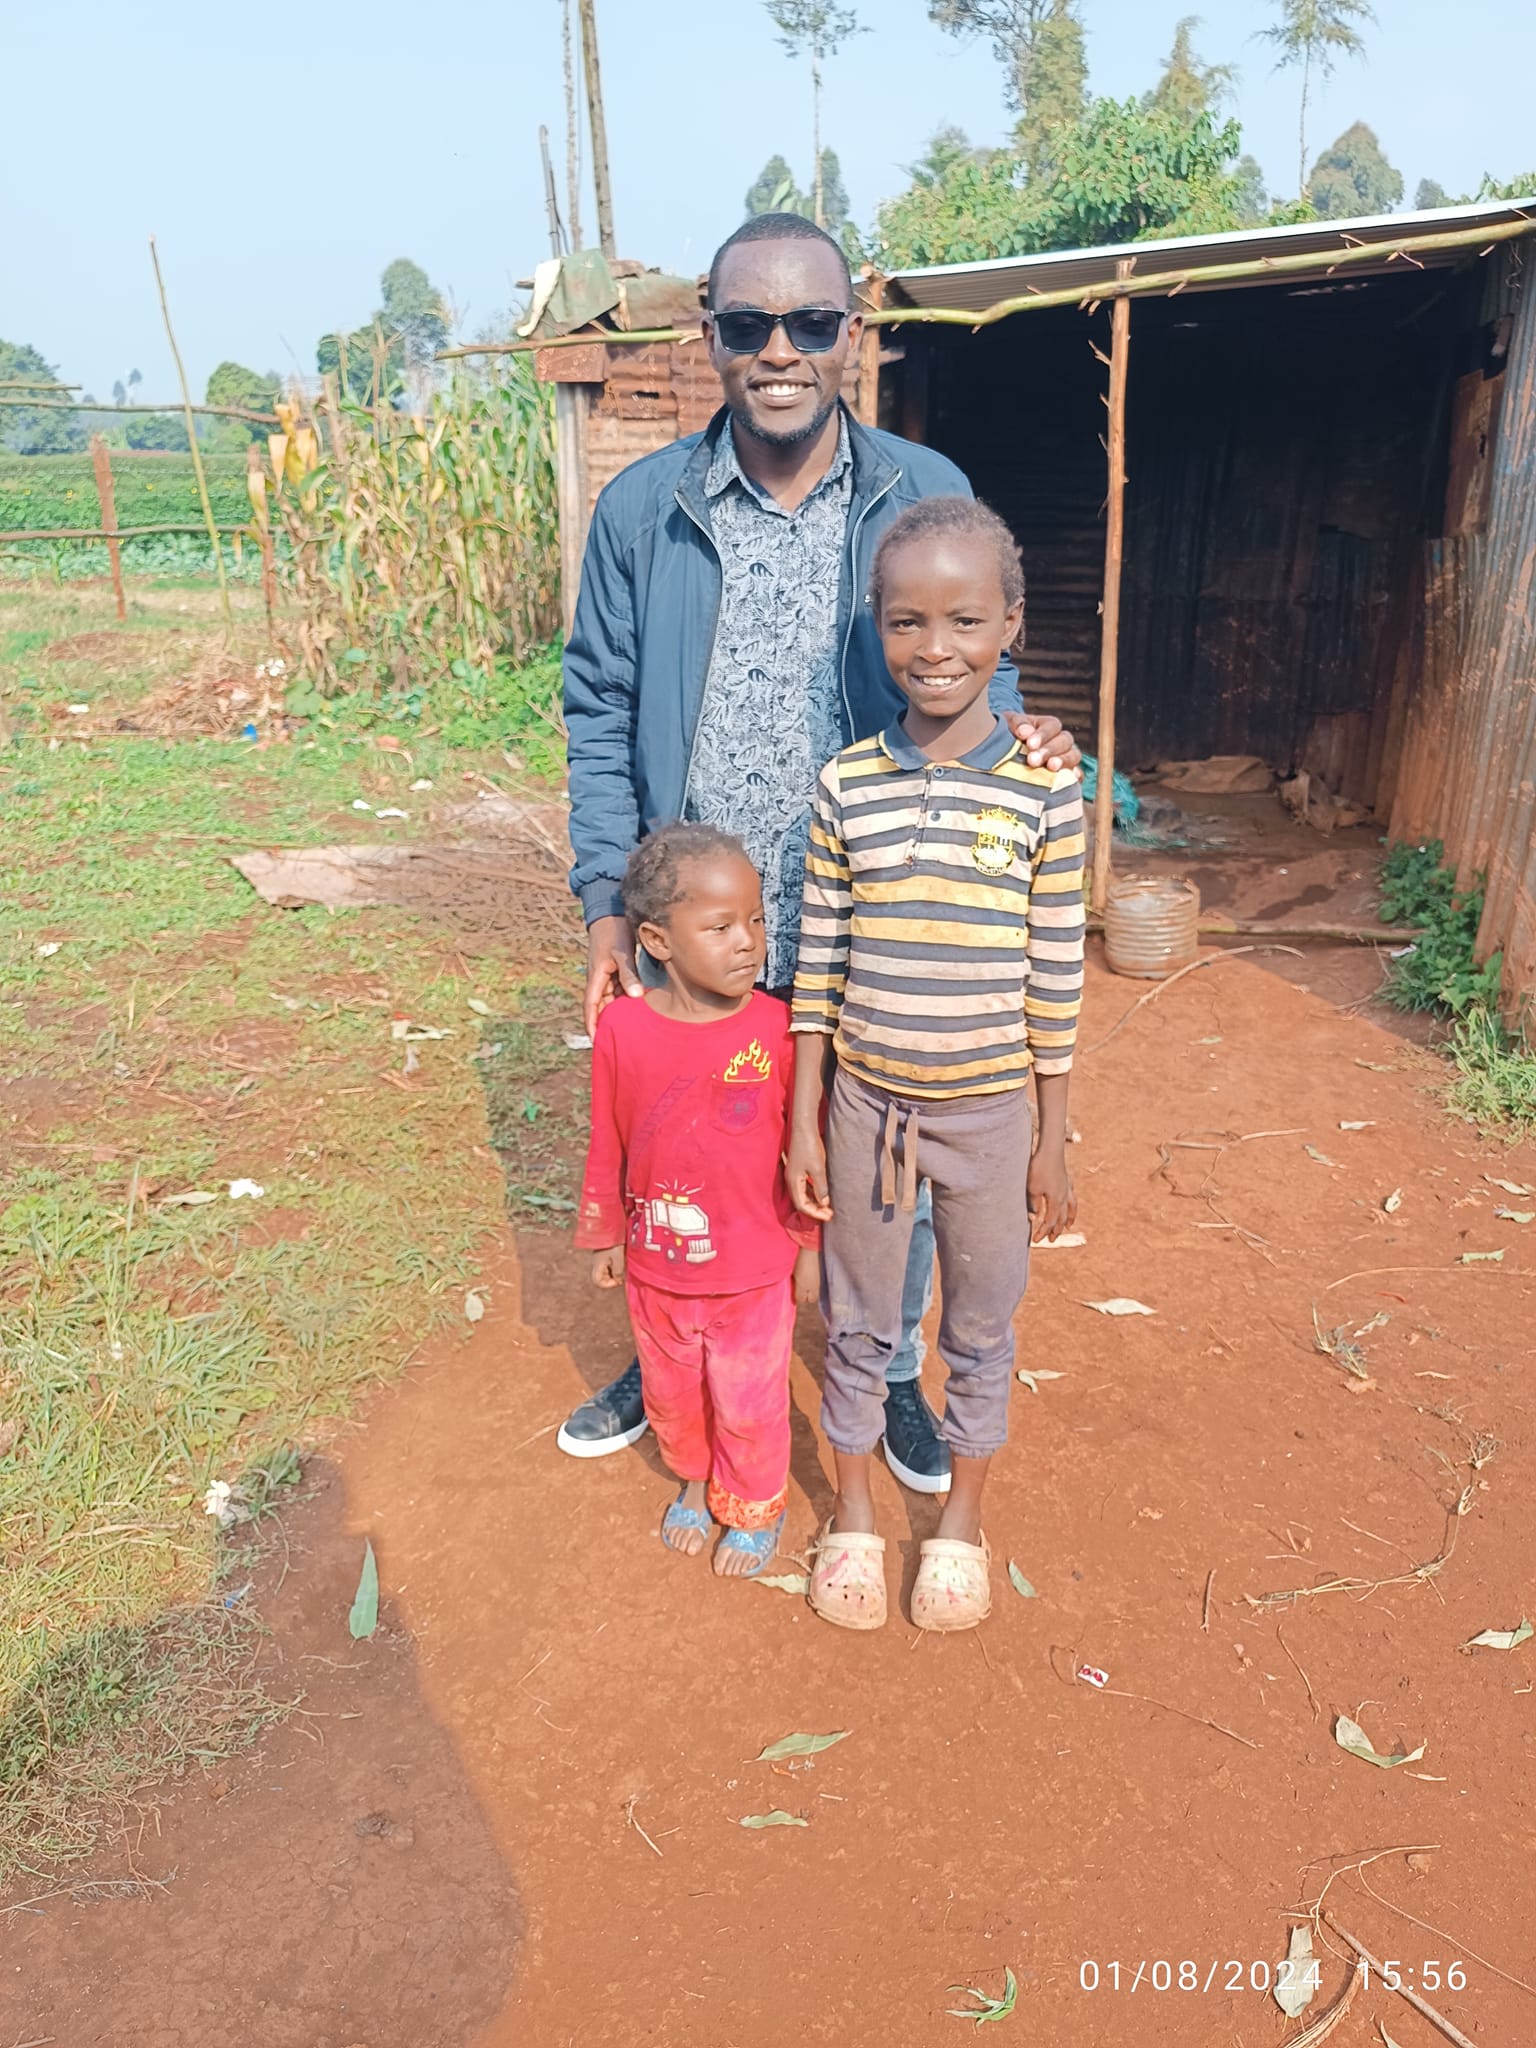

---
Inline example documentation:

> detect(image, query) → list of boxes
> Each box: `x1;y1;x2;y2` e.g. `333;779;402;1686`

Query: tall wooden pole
539;124;565;257
149;235;232;635
577;0;617;260
1091;264;1132;916
89;435;126;622
563;0;584;251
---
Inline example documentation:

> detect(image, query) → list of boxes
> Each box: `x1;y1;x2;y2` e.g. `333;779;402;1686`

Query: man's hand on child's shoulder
591;1244;627;1288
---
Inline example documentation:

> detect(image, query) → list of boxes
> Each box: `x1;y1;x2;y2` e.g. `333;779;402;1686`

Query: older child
787;498;1084;1631
576;824;818;1578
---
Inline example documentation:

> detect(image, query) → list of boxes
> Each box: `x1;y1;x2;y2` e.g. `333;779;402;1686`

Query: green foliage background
0;453;251;535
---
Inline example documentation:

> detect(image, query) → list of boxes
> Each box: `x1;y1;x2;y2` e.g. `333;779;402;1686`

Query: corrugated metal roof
885;200;1536;309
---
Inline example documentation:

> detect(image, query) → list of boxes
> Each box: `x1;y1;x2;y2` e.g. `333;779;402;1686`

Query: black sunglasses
711;306;848;355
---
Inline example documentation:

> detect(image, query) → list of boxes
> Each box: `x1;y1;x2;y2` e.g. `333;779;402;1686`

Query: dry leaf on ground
1007;1563;1037;1599
1334;1712;1424;1769
755;1731;849;1762
1083;1298;1155;1317
739;1810;808;1829
755;1573;811;1596
1274;1923;1319;2019
1463;1619;1533;1651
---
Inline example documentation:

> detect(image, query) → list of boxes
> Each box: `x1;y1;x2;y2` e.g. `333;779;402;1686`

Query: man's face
705;239;861;449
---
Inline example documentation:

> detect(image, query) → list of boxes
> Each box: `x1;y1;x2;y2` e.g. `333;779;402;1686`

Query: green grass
0;574;586;1881
1377;839;1536;1138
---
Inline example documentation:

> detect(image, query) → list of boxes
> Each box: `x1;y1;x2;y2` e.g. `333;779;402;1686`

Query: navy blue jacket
563;403;1011;925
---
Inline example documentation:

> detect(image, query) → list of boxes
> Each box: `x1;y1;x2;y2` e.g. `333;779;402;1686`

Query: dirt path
11;953;1536;2047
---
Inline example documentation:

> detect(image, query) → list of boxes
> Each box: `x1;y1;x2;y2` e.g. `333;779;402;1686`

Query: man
558;212;1078;1491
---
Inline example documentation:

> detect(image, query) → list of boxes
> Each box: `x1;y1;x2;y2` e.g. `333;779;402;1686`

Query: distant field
0;451;252;535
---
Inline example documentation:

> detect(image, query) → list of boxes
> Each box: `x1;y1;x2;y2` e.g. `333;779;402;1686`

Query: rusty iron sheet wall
912;272;1457;782
1391;244;1536;1006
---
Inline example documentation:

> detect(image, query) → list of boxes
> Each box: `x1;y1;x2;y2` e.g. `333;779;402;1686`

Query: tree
817;147;852;239
316;258;448;408
1232;153;1269;224
1259;0;1375;202
0;339;84;453
745;153;805;217
1146;16;1236;124
111;379;127;407
875;98;1252;268
764;2;866;228
125;413;190;452
928;1;1086;178
1308;120;1402;218
906;124;986;188
379;258;448;371
204;361;280;448
1414;177;1451;211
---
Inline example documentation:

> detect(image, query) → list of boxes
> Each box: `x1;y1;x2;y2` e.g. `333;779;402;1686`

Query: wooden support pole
856;269;884;427
555;382;592;639
247;442;277;636
578;0;617;261
89;435;126;621
149;235;232;635
1091;269;1132;916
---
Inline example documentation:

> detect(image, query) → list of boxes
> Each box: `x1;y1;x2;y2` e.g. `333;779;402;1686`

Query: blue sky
7;0;1534;402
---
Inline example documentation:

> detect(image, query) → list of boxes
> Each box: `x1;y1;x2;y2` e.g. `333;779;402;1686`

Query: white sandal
808;1520;888;1631
911;1534;992;1631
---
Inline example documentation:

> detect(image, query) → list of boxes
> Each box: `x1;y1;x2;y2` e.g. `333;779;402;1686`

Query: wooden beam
855;270;884;427
578;0;617;261
1091;269;1131;915
440;216;1536;361
555;382;592;638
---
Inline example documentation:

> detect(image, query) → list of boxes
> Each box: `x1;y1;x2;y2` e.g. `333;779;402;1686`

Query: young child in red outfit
576;823;818;1578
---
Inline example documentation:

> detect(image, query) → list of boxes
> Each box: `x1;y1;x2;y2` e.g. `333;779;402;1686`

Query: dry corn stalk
264;360;558;695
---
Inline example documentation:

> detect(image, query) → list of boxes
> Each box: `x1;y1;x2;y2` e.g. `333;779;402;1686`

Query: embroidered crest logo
971;807;1017;876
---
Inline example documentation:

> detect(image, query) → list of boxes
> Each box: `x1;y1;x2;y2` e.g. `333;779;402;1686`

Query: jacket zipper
674;485;724;807
906;762;936;866
839;470;900;734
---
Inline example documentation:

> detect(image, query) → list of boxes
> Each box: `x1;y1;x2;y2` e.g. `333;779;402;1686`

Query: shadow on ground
9;1461;523;2048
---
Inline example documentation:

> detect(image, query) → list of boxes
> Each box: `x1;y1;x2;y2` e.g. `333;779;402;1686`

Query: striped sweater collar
877;713;1019;775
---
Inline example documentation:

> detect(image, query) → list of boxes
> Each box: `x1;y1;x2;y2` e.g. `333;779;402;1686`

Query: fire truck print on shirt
575;995;814;1295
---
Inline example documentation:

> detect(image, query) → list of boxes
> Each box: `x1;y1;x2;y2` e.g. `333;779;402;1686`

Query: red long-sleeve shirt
576;991;816;1295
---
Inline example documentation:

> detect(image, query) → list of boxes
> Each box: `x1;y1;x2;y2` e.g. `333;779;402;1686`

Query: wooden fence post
90;435;126;621
555;382;592;639
1091;265;1133;916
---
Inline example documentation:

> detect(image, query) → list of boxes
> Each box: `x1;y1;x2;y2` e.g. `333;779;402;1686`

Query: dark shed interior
883;264;1498;811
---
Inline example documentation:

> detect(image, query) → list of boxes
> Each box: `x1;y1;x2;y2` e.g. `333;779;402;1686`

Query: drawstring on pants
879;1099;921;1214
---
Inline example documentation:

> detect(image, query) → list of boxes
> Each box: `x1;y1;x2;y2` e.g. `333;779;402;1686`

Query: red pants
626;1276;794;1530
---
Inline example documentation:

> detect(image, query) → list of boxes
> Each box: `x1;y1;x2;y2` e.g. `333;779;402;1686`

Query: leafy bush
1378;840;1502;1016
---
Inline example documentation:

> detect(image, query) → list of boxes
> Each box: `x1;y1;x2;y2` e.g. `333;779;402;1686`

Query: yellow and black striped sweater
790;717;1085;1099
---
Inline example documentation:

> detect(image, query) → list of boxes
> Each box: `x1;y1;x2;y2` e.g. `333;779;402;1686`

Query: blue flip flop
661;1486;714;1553
714;1512;787;1580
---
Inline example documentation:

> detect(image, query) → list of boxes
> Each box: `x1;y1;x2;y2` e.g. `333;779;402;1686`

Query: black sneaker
881;1379;952;1494
556;1358;650;1458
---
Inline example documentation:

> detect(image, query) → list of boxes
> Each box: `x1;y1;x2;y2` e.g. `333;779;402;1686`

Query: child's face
877;536;1023;726
640;852;766;998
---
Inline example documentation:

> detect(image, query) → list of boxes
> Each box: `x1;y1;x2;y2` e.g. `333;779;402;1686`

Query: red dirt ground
10;949;1536;2048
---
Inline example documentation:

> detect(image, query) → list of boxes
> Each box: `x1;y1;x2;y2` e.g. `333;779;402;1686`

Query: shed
878;200;1536;1002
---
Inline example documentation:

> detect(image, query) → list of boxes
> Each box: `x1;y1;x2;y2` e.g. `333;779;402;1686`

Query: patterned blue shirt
683;417;853;991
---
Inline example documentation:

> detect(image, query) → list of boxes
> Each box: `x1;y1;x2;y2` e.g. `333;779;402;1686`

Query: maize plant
256;357;559;696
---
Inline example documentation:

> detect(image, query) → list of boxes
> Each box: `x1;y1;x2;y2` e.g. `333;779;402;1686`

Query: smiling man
558;213;1079;1490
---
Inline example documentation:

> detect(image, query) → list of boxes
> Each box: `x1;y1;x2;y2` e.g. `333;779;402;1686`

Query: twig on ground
1201;1568;1214;1632
1355;1866;1536;2003
1325;1917;1478;2048
1248;1493;1470;1609
1276;1627;1320;1719
1293;1844;1439;1926
623;1795;664;1858
1078;1671;1259;1749
1084;946;1304;1055
1324;1262;1526;1291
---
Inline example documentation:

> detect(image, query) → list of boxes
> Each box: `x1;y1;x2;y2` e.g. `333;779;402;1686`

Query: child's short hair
869;496;1026;626
623;821;750;932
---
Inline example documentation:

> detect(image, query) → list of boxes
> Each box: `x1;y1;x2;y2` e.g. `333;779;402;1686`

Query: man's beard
729;391;839;450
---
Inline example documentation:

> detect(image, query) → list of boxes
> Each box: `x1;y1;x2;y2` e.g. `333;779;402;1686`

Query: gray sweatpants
820;1069;1034;1461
